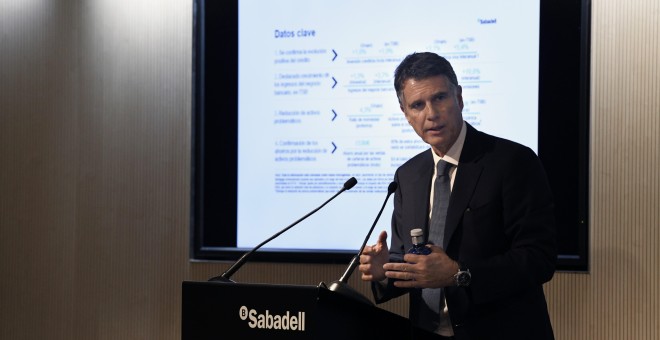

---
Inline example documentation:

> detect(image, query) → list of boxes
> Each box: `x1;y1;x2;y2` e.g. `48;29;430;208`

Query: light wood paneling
1;1;192;339
544;0;660;339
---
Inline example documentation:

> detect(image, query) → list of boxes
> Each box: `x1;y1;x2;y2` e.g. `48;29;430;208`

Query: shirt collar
432;120;466;167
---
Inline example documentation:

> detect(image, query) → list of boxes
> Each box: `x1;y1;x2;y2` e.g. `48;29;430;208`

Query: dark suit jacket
372;123;557;340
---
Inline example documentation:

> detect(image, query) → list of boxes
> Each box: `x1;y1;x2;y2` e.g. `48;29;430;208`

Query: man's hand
383;245;459;288
359;230;390;282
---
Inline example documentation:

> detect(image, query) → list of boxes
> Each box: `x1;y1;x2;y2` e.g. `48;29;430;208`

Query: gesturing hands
359;232;459;288
384;245;459;289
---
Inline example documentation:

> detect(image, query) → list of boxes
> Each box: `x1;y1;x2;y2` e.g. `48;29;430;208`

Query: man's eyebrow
408;99;423;108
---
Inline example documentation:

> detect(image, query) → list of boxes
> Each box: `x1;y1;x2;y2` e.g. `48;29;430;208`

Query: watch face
456;271;471;286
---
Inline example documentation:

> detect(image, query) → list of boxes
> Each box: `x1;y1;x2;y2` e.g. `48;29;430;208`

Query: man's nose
424;103;440;119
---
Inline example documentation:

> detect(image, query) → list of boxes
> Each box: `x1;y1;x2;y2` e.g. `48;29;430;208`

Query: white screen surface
236;0;540;251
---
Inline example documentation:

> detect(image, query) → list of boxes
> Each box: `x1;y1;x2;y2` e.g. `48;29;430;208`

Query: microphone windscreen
344;177;358;190
388;181;398;194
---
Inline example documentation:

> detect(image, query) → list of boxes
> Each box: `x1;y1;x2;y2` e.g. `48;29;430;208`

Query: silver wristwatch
454;264;471;287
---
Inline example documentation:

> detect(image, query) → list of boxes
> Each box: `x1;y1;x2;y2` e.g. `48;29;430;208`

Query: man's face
399;75;464;156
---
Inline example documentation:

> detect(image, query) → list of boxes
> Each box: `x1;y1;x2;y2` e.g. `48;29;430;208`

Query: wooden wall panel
544;0;660;339
0;1;192;339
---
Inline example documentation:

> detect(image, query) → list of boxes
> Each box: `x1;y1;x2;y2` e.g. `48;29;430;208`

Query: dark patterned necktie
429;159;452;248
420;159;452;332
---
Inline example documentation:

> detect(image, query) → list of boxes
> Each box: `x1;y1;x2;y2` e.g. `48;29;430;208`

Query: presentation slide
235;0;540;251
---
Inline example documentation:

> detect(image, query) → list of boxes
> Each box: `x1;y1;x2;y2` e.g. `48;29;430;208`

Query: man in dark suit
358;52;556;339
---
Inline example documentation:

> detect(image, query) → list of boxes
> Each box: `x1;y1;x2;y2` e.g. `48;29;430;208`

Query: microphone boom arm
325;181;397;305
337;187;392;284
209;177;357;282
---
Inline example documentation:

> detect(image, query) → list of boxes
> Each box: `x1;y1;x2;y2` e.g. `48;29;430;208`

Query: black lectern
182;281;440;340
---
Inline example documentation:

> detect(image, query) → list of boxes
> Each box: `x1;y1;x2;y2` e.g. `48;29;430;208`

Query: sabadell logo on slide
239;305;306;331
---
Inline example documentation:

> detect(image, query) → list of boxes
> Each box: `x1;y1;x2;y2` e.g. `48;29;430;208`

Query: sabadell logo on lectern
239;305;306;331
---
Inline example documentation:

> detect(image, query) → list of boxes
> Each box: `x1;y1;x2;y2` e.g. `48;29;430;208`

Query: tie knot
436;159;452;176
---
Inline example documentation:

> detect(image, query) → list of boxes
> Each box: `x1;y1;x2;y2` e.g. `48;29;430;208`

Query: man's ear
456;85;464;110
402;108;413;125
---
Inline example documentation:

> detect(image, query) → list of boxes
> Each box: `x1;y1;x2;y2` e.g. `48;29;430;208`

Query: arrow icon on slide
331;142;337;154
331;109;338;121
331;77;337;89
332;49;338;61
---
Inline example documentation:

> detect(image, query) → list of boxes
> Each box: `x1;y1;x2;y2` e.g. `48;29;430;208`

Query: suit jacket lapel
412;150;434;237
444;124;485;250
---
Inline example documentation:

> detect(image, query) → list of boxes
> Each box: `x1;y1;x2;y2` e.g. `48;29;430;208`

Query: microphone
324;181;398;304
209;177;358;282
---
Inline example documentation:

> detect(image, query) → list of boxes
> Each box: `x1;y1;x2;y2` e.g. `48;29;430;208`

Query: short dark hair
394;52;459;103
